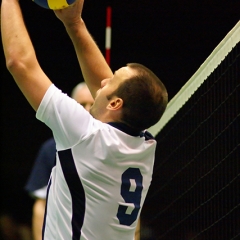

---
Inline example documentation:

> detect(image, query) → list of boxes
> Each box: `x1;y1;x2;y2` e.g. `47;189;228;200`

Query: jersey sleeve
25;138;56;197
36;84;96;150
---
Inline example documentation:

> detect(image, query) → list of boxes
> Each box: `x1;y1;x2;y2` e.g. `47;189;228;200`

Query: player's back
44;121;156;240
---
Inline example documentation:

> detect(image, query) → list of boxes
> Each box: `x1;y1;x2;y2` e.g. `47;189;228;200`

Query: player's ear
107;97;123;110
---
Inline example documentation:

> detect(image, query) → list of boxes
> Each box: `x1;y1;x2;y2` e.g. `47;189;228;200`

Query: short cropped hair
71;82;87;99
108;63;168;131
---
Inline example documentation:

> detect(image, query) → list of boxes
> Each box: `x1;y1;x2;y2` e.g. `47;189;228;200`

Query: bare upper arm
9;62;52;111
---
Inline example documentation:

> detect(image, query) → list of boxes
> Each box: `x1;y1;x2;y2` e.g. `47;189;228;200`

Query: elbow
5;57;28;76
6;57;22;71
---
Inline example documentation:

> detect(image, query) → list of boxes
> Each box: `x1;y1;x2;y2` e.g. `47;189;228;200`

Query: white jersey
36;84;156;240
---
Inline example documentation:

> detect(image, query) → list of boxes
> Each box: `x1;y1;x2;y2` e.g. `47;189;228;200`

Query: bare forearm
53;0;113;97
64;19;113;98
32;199;46;240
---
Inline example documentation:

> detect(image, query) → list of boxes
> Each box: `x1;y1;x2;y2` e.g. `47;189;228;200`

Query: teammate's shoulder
43;138;56;148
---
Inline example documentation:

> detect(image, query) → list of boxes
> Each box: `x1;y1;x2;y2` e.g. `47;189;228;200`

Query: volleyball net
141;21;240;240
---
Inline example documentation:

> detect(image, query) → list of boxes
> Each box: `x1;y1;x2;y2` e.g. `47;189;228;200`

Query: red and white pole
105;6;112;66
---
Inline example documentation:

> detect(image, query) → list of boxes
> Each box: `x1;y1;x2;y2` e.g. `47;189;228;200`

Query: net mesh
141;21;240;240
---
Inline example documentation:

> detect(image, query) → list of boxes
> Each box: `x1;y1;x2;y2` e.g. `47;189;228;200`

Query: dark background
1;0;239;229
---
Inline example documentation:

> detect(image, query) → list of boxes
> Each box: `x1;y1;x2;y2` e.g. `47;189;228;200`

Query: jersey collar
107;122;154;140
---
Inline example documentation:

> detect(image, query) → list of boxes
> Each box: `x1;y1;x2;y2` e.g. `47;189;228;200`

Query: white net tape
148;21;240;137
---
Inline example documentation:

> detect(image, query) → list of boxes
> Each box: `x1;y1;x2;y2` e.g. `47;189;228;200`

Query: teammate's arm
54;0;113;98
1;0;52;111
32;198;46;240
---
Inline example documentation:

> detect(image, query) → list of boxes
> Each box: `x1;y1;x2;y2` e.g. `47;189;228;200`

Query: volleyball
33;0;76;10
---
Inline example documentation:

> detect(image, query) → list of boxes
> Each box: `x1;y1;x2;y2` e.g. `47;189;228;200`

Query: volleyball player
1;0;168;239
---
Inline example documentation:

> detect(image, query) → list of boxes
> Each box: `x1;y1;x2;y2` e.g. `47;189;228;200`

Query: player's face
90;66;135;121
74;87;94;112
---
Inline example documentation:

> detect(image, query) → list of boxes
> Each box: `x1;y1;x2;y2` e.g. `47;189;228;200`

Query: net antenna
105;6;112;66
148;20;240;137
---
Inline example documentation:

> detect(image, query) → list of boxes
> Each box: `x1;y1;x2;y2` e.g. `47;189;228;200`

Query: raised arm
1;0;52;111
54;0;113;98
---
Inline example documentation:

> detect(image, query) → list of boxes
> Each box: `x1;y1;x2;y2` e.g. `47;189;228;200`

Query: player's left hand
54;0;84;27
